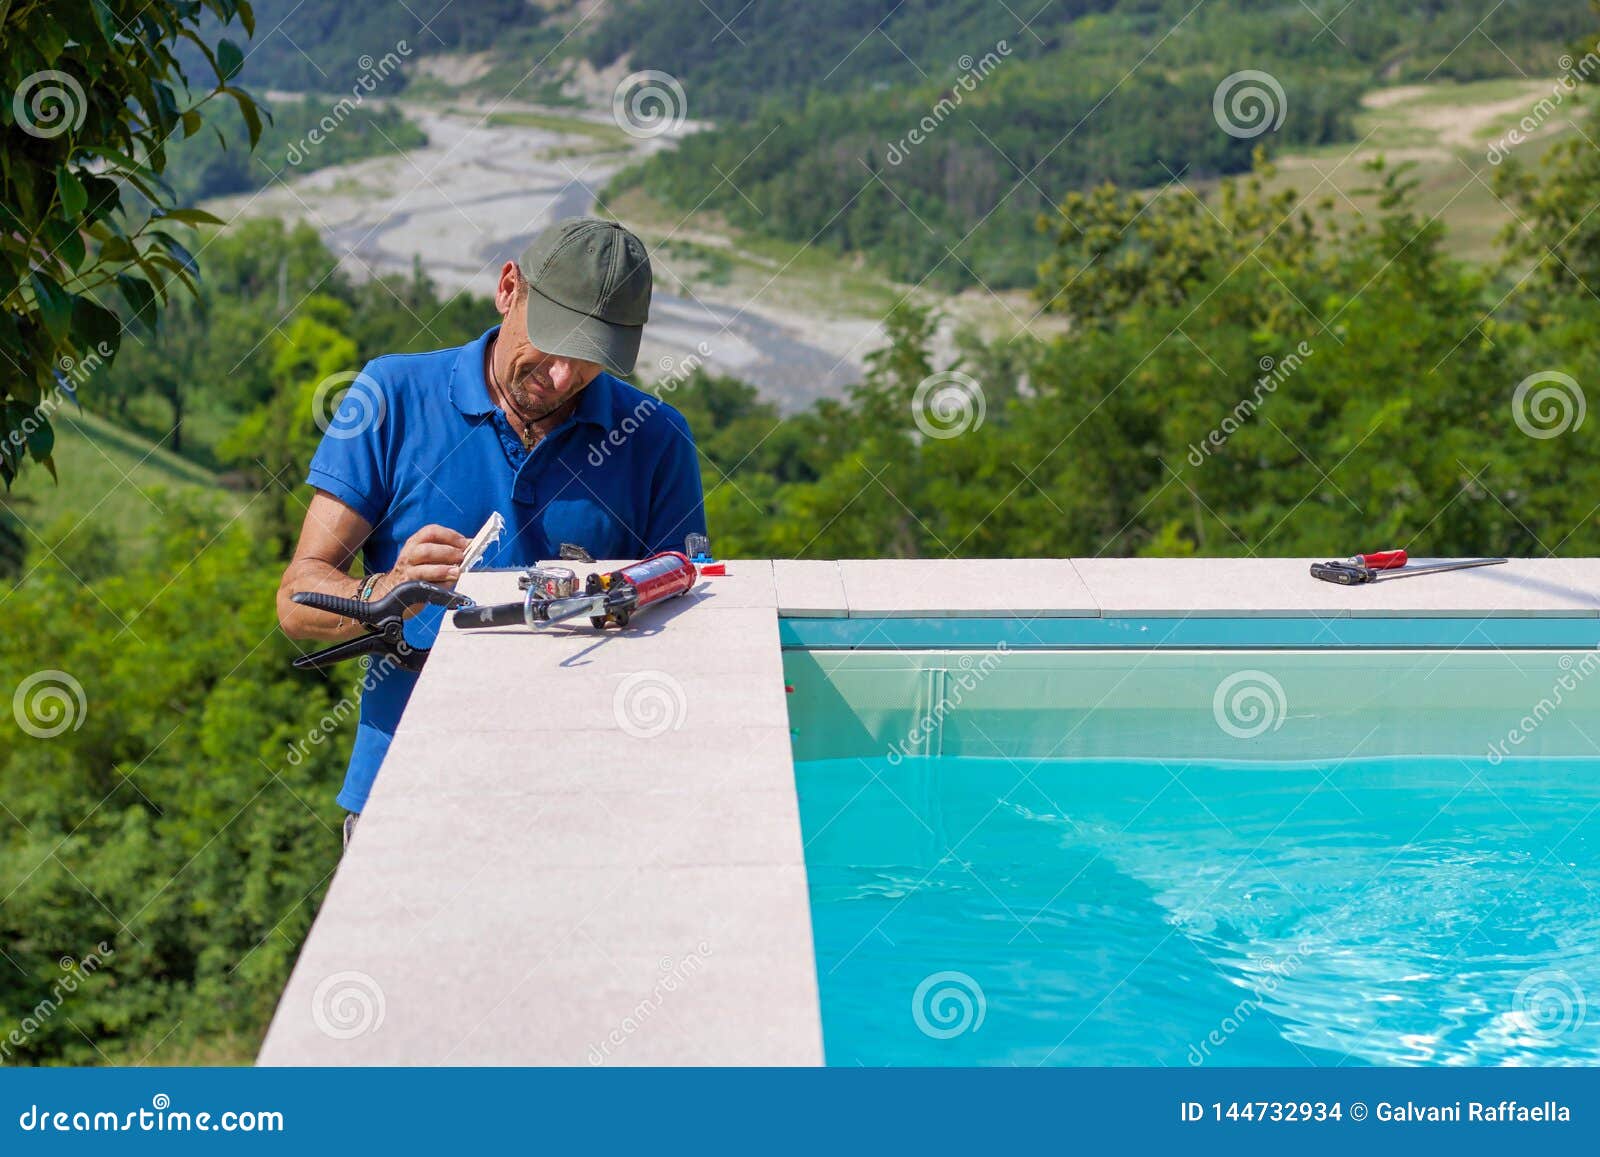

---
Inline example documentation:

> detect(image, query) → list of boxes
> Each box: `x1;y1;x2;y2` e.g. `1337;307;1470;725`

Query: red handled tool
453;550;698;632
1348;549;1408;571
1310;550;1507;585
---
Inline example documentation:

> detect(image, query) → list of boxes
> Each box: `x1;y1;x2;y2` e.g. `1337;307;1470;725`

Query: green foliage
0;506;350;1065
165;96;427;202
95;218;488;474
1;0;262;489
218;300;358;551
0;218;491;1065
205;0;537;92
9;3;1600;1070
1492;7;1600;307
603;0;1589;288
591;0;1590;117
688;147;1600;561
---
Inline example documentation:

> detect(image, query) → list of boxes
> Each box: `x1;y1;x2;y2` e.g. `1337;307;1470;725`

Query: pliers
291;581;472;673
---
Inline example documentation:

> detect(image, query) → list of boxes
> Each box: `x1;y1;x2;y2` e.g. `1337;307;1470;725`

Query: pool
783;620;1600;1067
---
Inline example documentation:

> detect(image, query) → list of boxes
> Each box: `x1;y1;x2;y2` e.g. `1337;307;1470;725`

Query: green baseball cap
519;217;652;376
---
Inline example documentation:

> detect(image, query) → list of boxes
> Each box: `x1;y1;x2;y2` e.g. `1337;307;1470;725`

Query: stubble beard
506;370;572;422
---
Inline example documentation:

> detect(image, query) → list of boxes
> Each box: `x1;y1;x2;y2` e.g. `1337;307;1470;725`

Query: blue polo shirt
305;326;707;812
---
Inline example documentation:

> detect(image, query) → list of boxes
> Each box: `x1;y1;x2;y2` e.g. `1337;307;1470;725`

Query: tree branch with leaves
1;0;263;486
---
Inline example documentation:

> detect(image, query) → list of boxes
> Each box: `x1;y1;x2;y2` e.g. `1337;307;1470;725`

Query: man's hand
278;493;472;641
382;524;470;592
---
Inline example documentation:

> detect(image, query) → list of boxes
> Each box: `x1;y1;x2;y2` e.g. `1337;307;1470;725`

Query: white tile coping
259;556;1600;1067
824;557;1600;618
1070;557;1600;618
259;562;821;1067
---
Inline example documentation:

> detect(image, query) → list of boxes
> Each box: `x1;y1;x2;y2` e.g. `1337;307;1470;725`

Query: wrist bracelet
359;572;384;602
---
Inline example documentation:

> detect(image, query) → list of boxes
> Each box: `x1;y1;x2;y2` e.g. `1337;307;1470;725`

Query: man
277;218;706;844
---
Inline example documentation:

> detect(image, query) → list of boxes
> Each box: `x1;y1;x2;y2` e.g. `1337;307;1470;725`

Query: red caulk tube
452;551;698;631
586;551;697;628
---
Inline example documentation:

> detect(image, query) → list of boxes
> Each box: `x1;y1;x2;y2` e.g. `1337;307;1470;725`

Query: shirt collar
451;324;617;431
449;326;497;416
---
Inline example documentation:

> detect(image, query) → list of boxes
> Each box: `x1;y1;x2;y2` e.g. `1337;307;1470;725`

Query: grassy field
475;107;631;147
1;409;245;567
1253;77;1587;265
598;183;1036;342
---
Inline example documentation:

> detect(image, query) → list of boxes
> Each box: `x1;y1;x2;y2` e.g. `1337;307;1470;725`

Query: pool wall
784;647;1600;763
258;557;1600;1066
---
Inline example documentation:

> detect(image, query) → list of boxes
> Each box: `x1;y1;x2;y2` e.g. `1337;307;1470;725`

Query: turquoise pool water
795;754;1600;1067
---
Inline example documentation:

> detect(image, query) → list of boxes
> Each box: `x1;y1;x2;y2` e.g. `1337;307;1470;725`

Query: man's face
496;267;605;419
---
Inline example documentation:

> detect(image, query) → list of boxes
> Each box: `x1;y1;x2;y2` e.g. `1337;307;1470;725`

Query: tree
1;0;263;488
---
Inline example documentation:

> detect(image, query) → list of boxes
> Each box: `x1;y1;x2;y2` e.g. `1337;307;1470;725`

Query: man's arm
277;490;470;641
